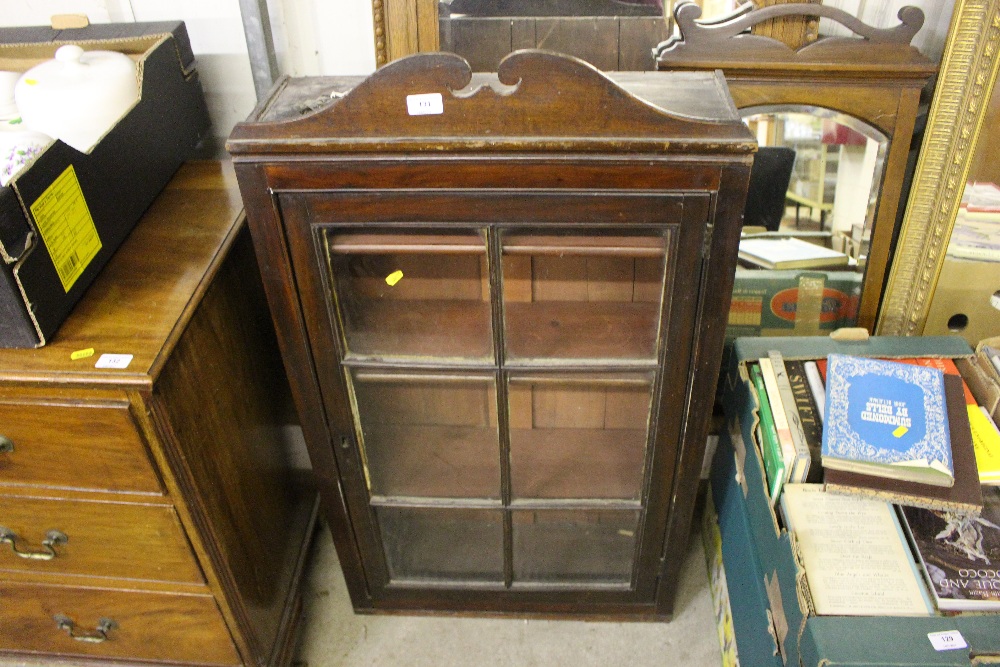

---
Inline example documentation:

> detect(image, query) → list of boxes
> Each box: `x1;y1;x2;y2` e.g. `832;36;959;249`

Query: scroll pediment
229;50;755;155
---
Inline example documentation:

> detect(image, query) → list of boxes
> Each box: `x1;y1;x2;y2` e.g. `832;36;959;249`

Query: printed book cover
758;357;793;458
824;375;983;514
767;351;811;484
781;484;933;616
785;359;823;482
822;354;954;487
901;487;1000;611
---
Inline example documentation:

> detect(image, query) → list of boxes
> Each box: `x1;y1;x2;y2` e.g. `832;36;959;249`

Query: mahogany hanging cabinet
227;50;754;619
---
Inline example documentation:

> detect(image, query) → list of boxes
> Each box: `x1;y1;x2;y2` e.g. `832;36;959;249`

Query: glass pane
351;372;500;499
502;233;666;361
512;509;639;585
378;506;504;584
508;373;653;500
326;231;493;361
733;108;888;339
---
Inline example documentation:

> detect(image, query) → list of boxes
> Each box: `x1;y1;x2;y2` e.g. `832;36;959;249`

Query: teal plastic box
718;334;1000;667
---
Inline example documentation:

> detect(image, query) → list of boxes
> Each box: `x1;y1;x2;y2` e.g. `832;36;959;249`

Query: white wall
2;0;377;152
270;0;377;77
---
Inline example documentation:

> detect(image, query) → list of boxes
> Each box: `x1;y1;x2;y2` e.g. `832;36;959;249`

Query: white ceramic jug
14;44;139;153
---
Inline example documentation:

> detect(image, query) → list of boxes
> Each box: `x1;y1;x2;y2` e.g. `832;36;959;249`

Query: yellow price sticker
385;270;404;286
70;348;95;360
29;165;102;293
892;425;909;438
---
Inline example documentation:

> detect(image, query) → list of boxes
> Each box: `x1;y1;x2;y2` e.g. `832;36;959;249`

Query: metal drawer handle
53;614;118;643
0;435;12;453
0;527;68;560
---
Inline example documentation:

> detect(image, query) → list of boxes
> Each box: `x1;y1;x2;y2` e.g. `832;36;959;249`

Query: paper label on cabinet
95;353;133;369
406;93;444;116
29;165;102;293
927;630;967;651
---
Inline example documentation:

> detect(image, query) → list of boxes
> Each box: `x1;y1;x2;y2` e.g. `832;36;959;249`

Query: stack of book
749;350;1000;615
749;351;821;502
751;351;1000;508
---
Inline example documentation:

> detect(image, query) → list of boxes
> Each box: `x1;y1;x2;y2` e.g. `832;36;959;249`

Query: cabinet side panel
234;163;374;613
152;226;316;664
656;160;753;616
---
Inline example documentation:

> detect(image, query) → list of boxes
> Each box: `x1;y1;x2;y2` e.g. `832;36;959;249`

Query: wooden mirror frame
877;0;1000;336
654;2;936;332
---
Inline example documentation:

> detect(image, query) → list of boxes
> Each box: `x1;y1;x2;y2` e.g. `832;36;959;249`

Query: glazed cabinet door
278;185;711;612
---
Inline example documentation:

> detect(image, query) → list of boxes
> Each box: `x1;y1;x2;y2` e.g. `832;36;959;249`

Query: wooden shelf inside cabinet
0;161;316;667
228;50;755;619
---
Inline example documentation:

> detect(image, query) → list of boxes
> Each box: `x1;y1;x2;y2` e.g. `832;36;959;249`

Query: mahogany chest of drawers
228;51;754;619
0;161;316;665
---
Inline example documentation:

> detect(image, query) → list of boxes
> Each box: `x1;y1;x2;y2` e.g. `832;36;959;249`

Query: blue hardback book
822;354;954;487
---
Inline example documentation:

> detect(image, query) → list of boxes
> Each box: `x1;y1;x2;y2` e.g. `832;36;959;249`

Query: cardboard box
709;437;783;667
924;257;1000;348
0;22;209;347
717;334;1000;667
727;269;862;340
967;335;1000;425
701;488;744;667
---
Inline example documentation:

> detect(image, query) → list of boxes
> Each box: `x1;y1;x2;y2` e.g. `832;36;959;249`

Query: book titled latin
822;354;954;487
901;487;1000;611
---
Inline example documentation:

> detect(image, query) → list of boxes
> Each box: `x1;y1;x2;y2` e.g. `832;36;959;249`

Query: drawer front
0;401;163;496
0;496;203;584
0;582;240;665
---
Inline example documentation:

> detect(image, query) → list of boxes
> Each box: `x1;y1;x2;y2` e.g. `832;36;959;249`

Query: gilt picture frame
877;0;1000;335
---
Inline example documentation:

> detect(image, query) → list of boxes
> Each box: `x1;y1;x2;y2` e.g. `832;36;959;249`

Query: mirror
735;106;889;330
653;2;936;332
743;107;888;240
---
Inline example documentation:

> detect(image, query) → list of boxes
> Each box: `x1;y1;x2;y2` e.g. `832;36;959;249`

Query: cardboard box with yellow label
0;21;209;347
